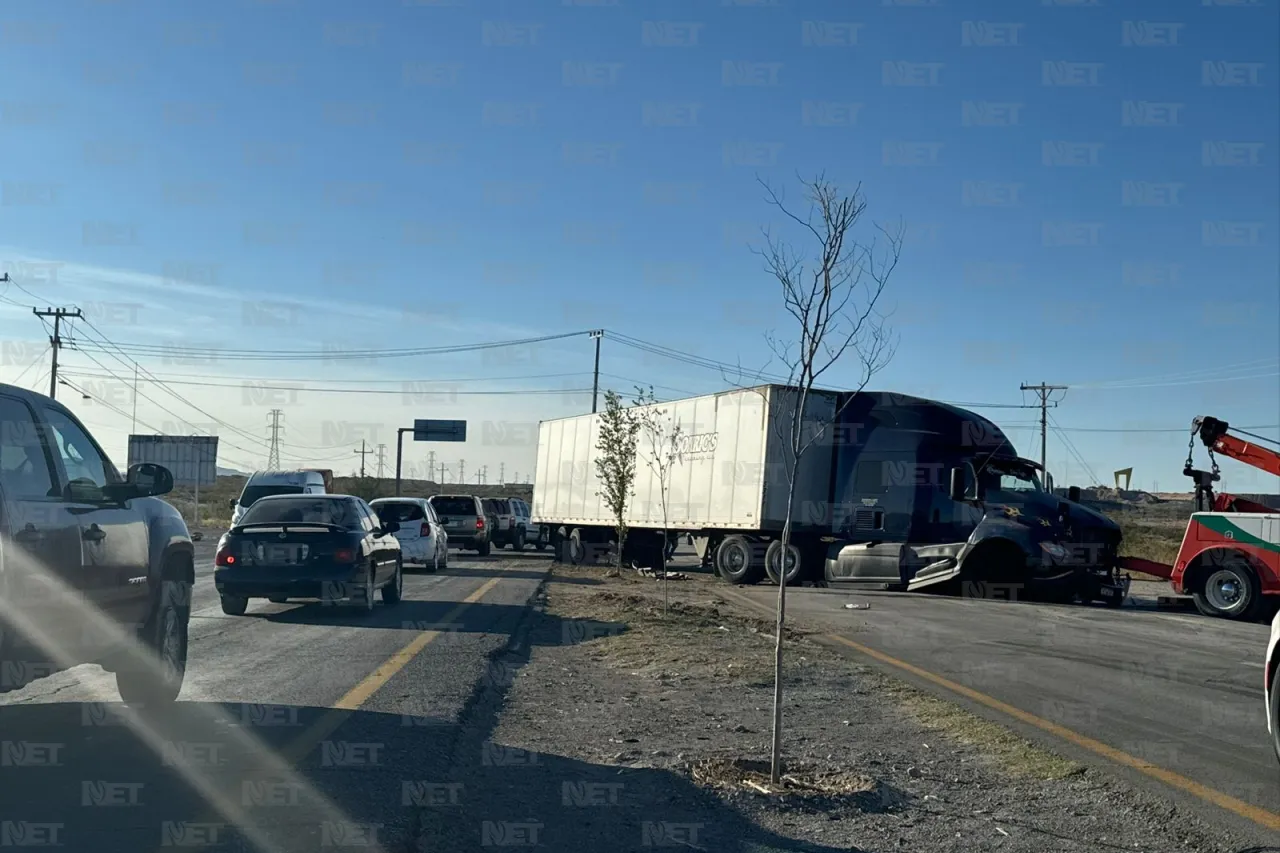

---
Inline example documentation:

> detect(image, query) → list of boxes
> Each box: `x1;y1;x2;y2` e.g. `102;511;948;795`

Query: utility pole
266;409;283;469
32;306;83;400
375;443;387;479
498;462;505;485
458;459;466;485
589;329;603;413
131;362;138;433
353;438;373;471
1020;383;1067;485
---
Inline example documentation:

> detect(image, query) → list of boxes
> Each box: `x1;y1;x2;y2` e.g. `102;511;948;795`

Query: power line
70;330;592;362
57;371;589;396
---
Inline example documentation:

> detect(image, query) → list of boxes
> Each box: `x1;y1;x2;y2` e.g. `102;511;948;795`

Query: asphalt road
0;545;843;853
723;576;1280;843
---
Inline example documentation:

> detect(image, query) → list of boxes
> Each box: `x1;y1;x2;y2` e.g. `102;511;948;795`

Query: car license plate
256;544;308;564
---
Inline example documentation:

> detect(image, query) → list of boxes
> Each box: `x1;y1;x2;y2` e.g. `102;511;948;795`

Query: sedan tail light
420;522;431;537
215;547;235;566
333;548;357;563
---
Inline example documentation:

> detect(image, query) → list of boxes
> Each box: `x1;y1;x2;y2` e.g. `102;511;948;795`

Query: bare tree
753;173;902;783
633;386;684;616
594;389;642;576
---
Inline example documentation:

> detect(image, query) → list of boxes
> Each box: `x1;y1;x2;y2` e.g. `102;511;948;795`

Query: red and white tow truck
1119;416;1280;621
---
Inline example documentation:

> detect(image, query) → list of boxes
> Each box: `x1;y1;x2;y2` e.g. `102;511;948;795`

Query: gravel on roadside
488;563;1247;853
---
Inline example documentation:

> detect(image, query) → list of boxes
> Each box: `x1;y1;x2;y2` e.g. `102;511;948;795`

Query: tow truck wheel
1192;560;1264;621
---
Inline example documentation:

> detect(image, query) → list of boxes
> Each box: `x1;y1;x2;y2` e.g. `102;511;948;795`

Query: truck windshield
239;485;305;508
982;460;1043;493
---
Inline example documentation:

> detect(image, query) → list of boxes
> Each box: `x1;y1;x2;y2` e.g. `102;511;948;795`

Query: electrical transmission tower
458;459;466;484
266;409;284;469
426;450;436;482
479;465;488;485
499;462;505;485
375;444;387;479
1020;383;1067;484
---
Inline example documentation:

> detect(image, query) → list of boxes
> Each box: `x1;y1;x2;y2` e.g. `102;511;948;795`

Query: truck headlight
1039;542;1069;560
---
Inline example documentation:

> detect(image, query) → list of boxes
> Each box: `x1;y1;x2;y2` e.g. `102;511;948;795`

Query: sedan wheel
352;565;376;613
382;558;403;605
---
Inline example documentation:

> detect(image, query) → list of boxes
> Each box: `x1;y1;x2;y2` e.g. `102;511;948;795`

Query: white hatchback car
370;498;448;572
1267;609;1280;761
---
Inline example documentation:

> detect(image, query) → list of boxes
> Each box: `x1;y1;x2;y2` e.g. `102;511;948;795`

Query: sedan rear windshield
240;498;359;528
431;496;477;515
239;484;304;508
373;501;426;523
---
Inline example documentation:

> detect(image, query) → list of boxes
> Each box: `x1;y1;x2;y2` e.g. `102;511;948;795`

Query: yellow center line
721;589;1280;833
280;575;503;762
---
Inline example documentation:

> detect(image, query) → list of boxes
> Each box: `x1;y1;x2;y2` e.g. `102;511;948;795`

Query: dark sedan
214;494;403;615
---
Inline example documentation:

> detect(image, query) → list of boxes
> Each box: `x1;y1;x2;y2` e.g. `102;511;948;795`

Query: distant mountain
217;467;249;477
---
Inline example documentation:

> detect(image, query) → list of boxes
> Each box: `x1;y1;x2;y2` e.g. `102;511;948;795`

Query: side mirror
106;463;173;501
949;467;967;502
228;498;238;510
1068;486;1081;503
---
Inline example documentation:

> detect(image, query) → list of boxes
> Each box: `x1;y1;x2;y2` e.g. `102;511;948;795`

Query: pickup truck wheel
477;540;491;557
116;583;189;708
511;529;526;552
716;535;764;585
1192;561;1263;621
382;558;403;605
220;594;248;616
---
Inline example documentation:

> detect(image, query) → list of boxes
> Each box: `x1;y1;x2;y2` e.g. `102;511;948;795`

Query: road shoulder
489;563;1244;852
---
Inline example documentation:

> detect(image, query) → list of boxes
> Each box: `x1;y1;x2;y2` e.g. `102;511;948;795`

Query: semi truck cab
824;393;1126;603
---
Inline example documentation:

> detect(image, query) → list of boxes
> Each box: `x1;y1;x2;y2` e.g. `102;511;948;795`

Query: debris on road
844;602;870;610
635;566;690;580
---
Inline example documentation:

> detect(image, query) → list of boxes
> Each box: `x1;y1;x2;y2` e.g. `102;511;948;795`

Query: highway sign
127;435;218;487
413;419;466;442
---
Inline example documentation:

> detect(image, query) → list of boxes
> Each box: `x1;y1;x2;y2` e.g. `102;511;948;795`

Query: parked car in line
229;469;327;526
1267;609;1280;762
484;496;530;551
370;497;448;571
214;494;403;614
0;382;194;707
427;494;490;555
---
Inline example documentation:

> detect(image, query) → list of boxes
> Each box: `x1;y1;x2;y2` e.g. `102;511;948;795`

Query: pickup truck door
39;404;152;631
0;393;86;660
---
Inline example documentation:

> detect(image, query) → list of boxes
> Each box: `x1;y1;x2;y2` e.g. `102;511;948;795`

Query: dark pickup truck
0;383;194;706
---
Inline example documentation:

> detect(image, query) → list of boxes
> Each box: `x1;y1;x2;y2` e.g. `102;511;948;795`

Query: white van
229;470;327;526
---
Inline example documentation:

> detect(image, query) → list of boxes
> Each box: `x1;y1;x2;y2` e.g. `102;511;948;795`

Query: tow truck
1120;416;1280;621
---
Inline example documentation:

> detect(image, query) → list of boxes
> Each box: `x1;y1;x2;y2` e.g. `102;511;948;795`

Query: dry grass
691;757;877;798
878;681;1083;781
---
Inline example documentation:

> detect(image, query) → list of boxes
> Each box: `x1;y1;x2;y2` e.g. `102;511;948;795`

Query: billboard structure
127;435;219;487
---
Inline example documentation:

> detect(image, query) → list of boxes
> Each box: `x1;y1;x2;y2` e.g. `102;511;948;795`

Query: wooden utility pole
32;306;83;400
589;329;603;413
354;440;372;477
1020;382;1067;483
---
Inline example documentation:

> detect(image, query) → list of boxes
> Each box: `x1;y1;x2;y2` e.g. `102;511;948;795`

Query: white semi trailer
532;383;1131;601
531;384;839;584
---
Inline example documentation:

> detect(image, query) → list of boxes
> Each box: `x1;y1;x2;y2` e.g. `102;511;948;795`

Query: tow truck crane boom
1184;416;1280;515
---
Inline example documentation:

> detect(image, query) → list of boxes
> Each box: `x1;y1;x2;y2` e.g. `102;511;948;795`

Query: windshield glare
983;462;1043;493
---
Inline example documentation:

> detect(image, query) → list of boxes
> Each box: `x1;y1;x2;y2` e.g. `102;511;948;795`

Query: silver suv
427;494;490;555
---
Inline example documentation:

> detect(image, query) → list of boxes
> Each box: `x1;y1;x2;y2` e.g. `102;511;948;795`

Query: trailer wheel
716;535;764;585
764;541;803;586
1191;558;1264;621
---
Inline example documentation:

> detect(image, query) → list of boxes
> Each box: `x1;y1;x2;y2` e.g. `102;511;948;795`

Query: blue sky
1;0;1277;491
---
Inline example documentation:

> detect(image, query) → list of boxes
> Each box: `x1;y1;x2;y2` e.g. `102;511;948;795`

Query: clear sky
1;0;1277;492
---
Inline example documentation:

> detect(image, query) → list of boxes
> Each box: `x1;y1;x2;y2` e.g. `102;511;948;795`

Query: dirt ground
489;562;1244;853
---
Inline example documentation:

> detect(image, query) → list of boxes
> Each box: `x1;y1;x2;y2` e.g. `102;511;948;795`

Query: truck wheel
716;535;764;585
382;557;403;605
220;594;248;616
1270;666;1280;763
511;529;526;552
116;581;190;708
477;540;491;557
1192;560;1264;620
764;541;803;586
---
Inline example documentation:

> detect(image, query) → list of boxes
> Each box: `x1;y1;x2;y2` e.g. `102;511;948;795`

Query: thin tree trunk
769;477;798;784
